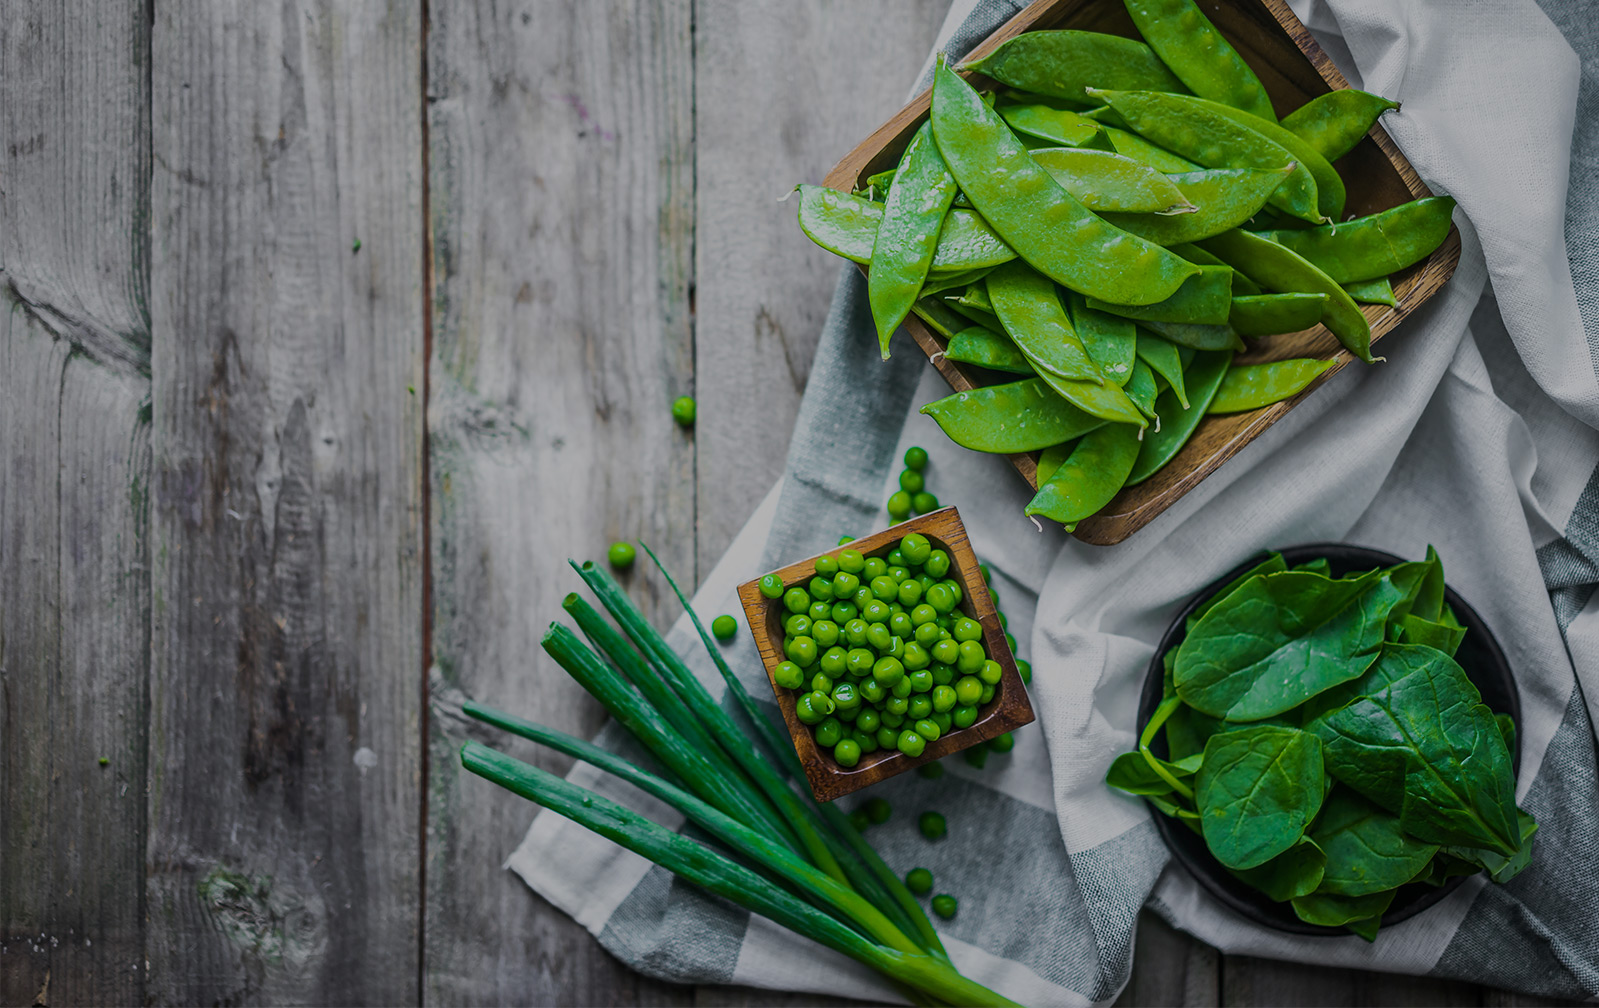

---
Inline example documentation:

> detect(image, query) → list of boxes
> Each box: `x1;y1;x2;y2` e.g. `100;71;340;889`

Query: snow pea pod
1125;358;1162;419
944;327;1034;375
1229;292;1328;336
1251;196;1457;283
1024;422;1142;530
1124;0;1276;122
870;122;960;356
1207;357;1335;413
795;185;1014;270
1135;328;1189;408
1086;264;1234;326
998;104;1103;148
919;266;993;298
919;379;1106;453
1343;276;1397;307
1281;89;1399;162
1101;167;1293;246
1194;98;1346;219
988;262;1149;426
911;298;972;340
1200;229;1376;362
1171;242;1260;292
949;282;992;315
963;30;1186;102
1069;292;1137;387
1028;147;1194;214
1087;89;1325;224
1035;441;1073;487
1103;127;1199;173
1140;317;1244;352
931;62;1200;306
1127;350;1233;484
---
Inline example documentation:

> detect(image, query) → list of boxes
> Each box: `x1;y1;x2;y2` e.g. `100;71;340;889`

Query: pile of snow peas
794;0;1456;532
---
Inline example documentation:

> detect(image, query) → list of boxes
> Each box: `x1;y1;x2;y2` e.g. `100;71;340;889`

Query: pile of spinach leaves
1108;548;1536;940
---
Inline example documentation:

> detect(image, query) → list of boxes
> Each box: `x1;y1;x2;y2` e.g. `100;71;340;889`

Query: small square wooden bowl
737;507;1034;802
822;0;1461;546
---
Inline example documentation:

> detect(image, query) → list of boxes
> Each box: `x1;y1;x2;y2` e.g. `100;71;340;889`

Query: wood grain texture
146;2;425;1002
423;2;696;1003
1114;914;1220;1008
0;1;152;1002
1222;958;1484;1007
691;0;950;574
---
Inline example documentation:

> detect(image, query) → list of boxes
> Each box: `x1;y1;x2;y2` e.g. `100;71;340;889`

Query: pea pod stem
460;705;925;958
1139;695;1195;800
636;543;950;960
462;743;1019;1007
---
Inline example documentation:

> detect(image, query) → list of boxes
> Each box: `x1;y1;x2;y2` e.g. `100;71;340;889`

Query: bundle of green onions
460;549;1019;1007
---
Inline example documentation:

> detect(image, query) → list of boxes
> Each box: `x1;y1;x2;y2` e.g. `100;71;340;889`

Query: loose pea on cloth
508;0;1599;1001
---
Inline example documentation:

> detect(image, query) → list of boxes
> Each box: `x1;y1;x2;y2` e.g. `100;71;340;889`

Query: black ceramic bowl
1140;543;1520;936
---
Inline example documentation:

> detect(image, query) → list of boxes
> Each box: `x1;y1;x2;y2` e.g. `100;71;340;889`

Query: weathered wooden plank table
0;2;1562;1004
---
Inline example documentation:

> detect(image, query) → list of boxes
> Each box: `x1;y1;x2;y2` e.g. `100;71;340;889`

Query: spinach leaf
1440;808;1538;883
1106;750;1202;797
1186;552;1287;631
1307;644;1522;855
1409;546;1447;622
1419;851;1482;887
1176;570;1407;721
1395;612;1466;655
1292;557;1331;576
1309;787;1438;896
1196;725;1326;869
1230;837;1326;901
1344;913;1384;942
1290;888;1397;931
1495;712;1516;756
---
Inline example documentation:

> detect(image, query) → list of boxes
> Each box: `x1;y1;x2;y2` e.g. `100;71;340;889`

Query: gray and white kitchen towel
510;0;1599;1002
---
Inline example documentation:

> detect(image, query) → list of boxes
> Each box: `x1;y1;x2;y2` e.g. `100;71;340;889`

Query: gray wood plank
146;2;425;1002
1116;913;1221;1007
0;1;152;1001
1223;958;1484;1007
691;0;951;573
423;2;695;1003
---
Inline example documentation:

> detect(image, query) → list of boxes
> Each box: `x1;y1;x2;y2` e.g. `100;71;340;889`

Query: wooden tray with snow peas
812;0;1460;545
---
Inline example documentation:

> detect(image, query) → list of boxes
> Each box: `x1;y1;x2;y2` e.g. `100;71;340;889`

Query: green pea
930;63;1199;305
889;611;914;640
852;586;874;610
1088;90;1323;224
838;548;866;574
897;730;927;758
986;262;1148;427
863;797;892;824
671;395;696;426
853;728;880;755
951;617;982;643
910;603;939;627
811;671;834;695
907;695;933;721
925;550;951;579
866;576;896;605
773;661;804;690
931;894;958;919
819;645;848;677
964;743;989;768
1280;88;1399;162
931;684;958;713
860;677;886;704
956;641;986;674
872;656;905;687
1128;349;1233;485
932;710;953;734
887;491;913;520
920;376;1108;454
931;663;956;687
833;738;862;768
808;599;830;621
814;717;844;748
711;614;737;641
918;811;947;840
904;446;929;471
845;647;876;677
1025;421;1143;530
783;588;810;614
865;623;893;652
930;638;960;666
1208;358;1336;414
785;613;812;638
914;622;942;648
877;725;900;749
836;703;859;723
831;571;860;598
843;619;869;648
814;555;840;578
794;691;833;725
607;541;637;569
913;718;943;743
856;708;881;733
808;576;835;601
954;675;983;706
1200;229;1374;361
1103;166;1293;247
905;866;934;895
952;704;979;729
794;184;1014;272
882;704;907;724
916;760;945;780
850;809;872;831
989;732;1015;753
838;534;856;545
1005;632;1017;653
905;667;933;694
811;619;840;648
830;601;858;624
759;572;784;599
786;636;818;667
869;122;960;357
925;584;956;615
979;660;1004;687
884;637;907;662
1016;658;1032;685
1254;196;1456;285
831;680;861;712
979;683;995;704
903;643;932;672
863;556;888;580
898;467;926;494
